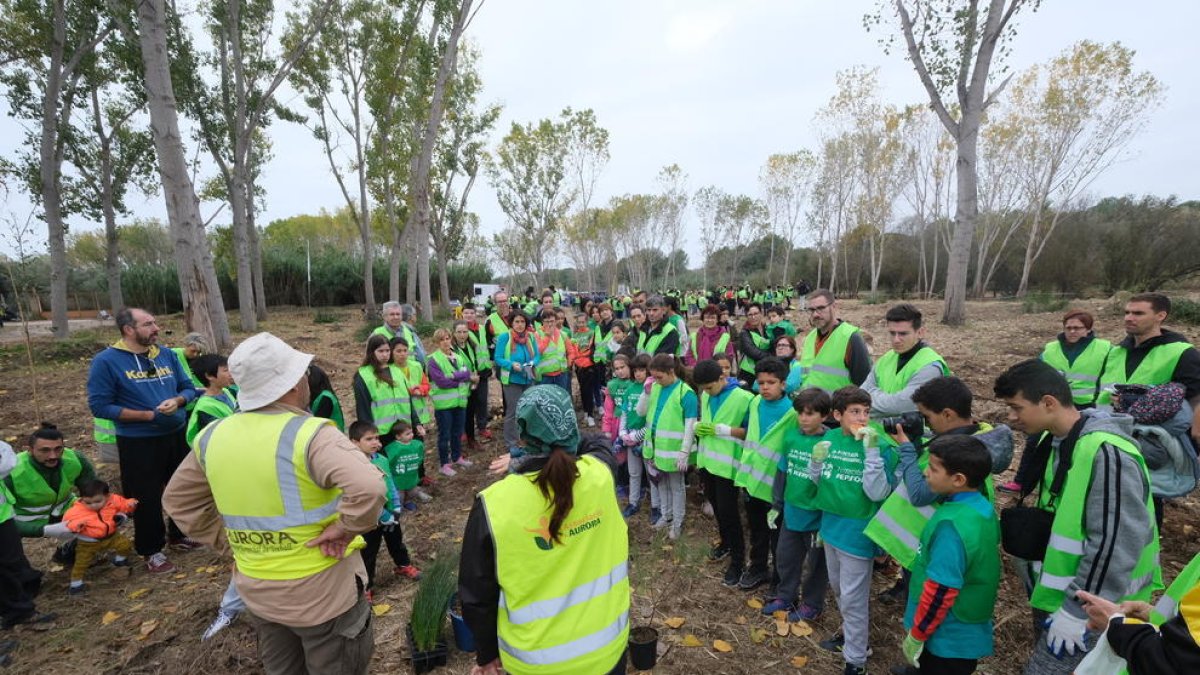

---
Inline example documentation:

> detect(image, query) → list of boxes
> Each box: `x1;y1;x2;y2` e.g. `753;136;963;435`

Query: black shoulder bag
999;417;1086;560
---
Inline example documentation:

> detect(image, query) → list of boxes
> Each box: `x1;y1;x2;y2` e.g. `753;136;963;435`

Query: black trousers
465;376;490;439
361;525;411;590
919;649;977;675
575;365;601;415
117;430;189;556
0;518;41;625
744;494;776;575
701;471;744;566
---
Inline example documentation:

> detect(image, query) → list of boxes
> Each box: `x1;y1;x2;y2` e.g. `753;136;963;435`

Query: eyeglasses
746;311;761;316
806;304;831;313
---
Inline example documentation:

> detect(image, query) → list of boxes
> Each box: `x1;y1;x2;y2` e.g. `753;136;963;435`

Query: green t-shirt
384;439;425;492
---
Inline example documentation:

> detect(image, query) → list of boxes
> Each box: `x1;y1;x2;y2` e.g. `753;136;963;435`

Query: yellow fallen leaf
138;619;158;640
101;611;121;626
663;616;686;629
48;563;64;573
746;598;763;609
172;573;187;579
749;627;768;644
734;615;748;625
372;603;392;616
428;532;444;540
680;634;703;647
790;621;813;637
713;639;733;653
790;655;809;668
129;603;144;612
772;610;788;621
453;537;463;543
128;588;151;600
775;619;789;636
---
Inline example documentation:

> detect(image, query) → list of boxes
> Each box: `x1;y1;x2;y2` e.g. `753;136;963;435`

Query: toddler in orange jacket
61;479;138;594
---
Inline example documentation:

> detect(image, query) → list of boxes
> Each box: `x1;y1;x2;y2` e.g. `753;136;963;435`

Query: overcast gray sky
3;0;1197;265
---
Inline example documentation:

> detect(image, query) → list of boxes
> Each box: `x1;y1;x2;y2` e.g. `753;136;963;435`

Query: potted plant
408;549;459;673
627;529;707;671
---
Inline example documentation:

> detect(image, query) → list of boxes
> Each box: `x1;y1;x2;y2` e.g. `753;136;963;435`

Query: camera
878;411;925;441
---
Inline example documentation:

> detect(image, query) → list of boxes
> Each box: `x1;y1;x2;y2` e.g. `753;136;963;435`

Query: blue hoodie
87;341;197;437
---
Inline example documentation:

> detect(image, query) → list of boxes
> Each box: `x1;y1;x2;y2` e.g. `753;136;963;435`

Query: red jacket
63;493;138;540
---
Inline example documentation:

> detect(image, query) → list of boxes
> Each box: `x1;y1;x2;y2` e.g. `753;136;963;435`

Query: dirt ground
0;298;1197;675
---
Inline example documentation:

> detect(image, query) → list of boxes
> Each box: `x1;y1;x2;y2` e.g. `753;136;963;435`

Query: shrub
409;547;459;651
1022;291;1069;314
313;309;342;324
1171;299;1200;325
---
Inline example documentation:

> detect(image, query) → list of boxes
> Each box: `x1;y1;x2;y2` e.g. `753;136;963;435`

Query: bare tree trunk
943;125;979;323
247;187;267;320
40;0;73;337
136;0;231;348
405;225;418;304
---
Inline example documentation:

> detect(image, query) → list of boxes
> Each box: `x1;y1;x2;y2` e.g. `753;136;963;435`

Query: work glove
854;425;879;449
674;454;689;472
42;522;75;541
902;633;925;667
713;424;732;438
767;508;780;530
1045;608;1090;658
810;440;831;464
694;422;715;438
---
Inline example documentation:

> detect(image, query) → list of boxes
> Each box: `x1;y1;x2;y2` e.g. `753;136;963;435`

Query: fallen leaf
101;611;121;626
162;604;178;614
138;619;158;640
172;573;187;579
48;563;64;573
663;617;686;629
775;619;789;636
790;655;809;668
749;627;768;644
712;639;733;653
746;598;763;609
773;610;788;621
128;588;151;600
453;537;463;543
428;532;444;540
734;615;748;625
129;603;144;612
372;603;392;616
680;634;703;647
790;621;813;637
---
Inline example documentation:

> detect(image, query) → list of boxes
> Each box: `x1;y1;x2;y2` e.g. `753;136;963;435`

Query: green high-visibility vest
429;351;468;411
1096;341;1190;405
186;389;237;446
0;482;12;524
1041;338;1112;406
636;322;677;356
734;397;797;503
8;450;82;527
93;417;116;444
372;323;420;351
310;390;345;432
469;323;493;370
535;332;568;376
697;387;753;480
359;365;412;434
738;327;771;375
496;335;539;386
691;331;730;364
196;413;362;580
865;424;997;570
810;426;897;519
799;321;861;393
486;312;510;342
1150;551;1200;625
480;455;629;675
1031;429;1162;612
396;361;432;425
910;497;1001;624
645;381;688;472
172;347;203;388
873;346;949;393
669;315;687;357
593;325;613;364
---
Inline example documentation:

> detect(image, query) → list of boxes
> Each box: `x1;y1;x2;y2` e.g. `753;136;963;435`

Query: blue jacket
87;341;197;437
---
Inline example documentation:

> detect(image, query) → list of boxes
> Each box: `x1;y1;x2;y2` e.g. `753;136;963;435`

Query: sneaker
721;563;744;588
440;464;457;477
998;480;1022;493
622;503;640;518
585;415;596;427
707;546;730;563
67;583;87;596
146;552;176;574
411;487;433;503
844;665;867;675
419;476;434;487
169;537;204;552
820;632;874;658
652;516;672;530
737;568;767;591
878;579;908;605
202;610;238;641
761;597;795;615
455;457;474;467
395;565;422;580
649;507;662;525
789;603;822;621
616;485;629;501
668;529;680;541
111;556;131;568
403;501;418;512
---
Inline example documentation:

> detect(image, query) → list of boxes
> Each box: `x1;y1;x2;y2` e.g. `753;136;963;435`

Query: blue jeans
540;372;571;396
435;407;466;465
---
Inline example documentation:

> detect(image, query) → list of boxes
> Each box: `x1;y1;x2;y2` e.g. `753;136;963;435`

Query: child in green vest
384;421;426;510
762;387;830;621
186;354;238;446
637;354;697;539
800;386;898;675
898;435;1000;675
349;421;420;601
617;354;659;522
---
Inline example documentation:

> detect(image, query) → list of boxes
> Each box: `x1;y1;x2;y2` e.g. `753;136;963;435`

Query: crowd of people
0;286;1197;675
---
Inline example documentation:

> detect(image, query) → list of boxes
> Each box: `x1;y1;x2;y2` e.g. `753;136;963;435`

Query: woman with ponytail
459;385;630;675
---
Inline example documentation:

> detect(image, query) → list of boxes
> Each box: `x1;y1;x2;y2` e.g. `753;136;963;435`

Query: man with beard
798;289;871;393
87;308;200;574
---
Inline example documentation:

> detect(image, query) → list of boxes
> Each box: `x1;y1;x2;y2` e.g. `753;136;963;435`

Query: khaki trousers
246;593;373;675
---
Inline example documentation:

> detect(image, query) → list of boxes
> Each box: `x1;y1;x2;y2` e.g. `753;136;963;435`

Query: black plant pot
628;625;659;671
407;623;449;674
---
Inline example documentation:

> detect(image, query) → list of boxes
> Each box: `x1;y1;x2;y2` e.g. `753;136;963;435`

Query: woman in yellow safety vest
459;385;629;675
428;327;474;476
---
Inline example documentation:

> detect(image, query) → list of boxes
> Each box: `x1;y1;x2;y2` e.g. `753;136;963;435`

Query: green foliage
0;329;108;369
1170;299;1200;326
1022;290;1069;314
312;309;343;324
410;547;459;651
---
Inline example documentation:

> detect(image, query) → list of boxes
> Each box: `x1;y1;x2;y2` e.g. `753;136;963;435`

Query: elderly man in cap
164;333;385;675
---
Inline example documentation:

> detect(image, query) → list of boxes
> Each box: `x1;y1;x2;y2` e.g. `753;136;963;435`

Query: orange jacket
62;494;138;540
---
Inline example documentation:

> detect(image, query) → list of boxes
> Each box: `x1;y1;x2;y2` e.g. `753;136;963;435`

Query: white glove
1045;608;1090;657
854;426;879;449
674;454;689;472
767;508;780;530
42;522;76;541
713;424;732;438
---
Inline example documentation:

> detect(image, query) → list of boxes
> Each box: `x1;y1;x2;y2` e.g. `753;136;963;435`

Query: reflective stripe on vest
637;322;677;356
1031;429;1162;612
697;388;753;480
396;361;432;425
738;328;770;374
429;351;468;410
734;398;796;502
1151;551;1200;624
645;382;687;471
471;324;493;369
9;450;82;523
1097;341;1191;405
535;333;568;376
359;365;411;434
93;418;116;444
1042;338;1111;405
799;321;860;392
